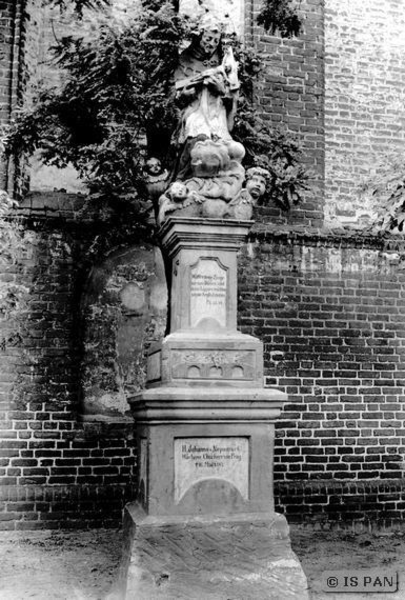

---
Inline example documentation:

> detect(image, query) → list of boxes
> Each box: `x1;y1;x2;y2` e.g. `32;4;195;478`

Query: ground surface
0;526;404;599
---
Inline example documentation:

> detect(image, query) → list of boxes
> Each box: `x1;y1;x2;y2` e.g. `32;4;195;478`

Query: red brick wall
249;0;325;227
324;0;405;226
0;197;138;529
2;0;405;530
0;0;23;193
4;214;405;529
0;0;43;196
239;231;405;527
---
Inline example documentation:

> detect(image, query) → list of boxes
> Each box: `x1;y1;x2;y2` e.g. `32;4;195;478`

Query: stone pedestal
117;218;308;599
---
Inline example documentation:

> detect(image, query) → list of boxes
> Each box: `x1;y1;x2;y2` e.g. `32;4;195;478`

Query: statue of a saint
155;11;268;225
173;13;241;181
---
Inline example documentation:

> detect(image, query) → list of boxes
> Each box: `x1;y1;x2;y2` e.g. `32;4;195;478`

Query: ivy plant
7;0;307;218
359;152;405;232
257;0;303;37
46;0;110;18
45;0;303;34
0;186;29;333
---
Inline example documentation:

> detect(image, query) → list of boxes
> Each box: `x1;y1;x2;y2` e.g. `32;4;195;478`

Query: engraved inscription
190;259;227;328
174;437;249;502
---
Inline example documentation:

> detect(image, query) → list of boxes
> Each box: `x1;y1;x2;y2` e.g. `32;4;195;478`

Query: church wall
239;232;405;528
250;0;325;228
324;0;405;226
1;0;405;529
0;194;167;529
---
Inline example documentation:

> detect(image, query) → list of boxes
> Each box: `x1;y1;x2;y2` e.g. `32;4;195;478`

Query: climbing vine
7;0;307;218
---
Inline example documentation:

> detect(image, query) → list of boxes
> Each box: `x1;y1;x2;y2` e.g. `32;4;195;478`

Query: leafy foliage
231;45;309;209
257;0;303;37
8;3;185;205
7;0;308;217
0;190;29;322
230;42;309;209
45;0;304;37
44;0;110;19
359;152;405;232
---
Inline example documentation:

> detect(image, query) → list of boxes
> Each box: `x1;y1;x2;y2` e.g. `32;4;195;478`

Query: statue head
246;167;270;201
170;181;189;201
198;13;223;56
145;157;163;175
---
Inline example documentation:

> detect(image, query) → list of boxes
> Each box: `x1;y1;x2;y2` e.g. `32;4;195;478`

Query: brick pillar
0;0;43;197
0;1;23;193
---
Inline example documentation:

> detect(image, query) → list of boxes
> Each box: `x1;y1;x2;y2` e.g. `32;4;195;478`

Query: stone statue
226;167;270;220
143;157;169;202
157;181;201;225
155;11;268;225
173;13;239;173
157;160;269;223
172;13;243;180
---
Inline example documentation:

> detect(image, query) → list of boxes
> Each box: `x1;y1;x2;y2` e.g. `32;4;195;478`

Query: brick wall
0;0;23;193
324;0;405;226
249;0;325;228
2;0;405;530
239;230;405;528
0;0;42;197
0;194;147;529
4;212;405;529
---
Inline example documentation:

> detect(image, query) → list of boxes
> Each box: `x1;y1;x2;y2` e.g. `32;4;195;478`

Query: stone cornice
249;223;405;252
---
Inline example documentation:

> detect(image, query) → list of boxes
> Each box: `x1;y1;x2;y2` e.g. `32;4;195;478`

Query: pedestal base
115;503;309;600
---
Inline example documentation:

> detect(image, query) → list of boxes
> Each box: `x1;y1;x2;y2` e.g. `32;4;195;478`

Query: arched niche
80;244;167;421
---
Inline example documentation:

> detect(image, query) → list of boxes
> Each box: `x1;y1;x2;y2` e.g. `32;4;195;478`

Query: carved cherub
143;157;170;201
245;166;269;201
157;181;203;225
226;166;270;220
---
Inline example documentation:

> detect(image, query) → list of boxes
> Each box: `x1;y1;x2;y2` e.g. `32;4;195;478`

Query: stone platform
117;504;308;600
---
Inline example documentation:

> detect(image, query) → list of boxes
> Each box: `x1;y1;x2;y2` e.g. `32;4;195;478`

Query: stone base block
146;332;264;388
115;503;309;600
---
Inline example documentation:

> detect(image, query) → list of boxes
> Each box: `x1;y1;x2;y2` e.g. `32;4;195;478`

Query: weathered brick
0;0;404;531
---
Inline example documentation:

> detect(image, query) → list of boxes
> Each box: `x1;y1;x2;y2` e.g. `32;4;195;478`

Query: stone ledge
250;223;405;251
130;385;287;423
18;191;86;219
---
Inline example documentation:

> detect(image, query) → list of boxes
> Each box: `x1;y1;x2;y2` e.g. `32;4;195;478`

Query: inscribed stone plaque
190;259;227;328
174;437;249;502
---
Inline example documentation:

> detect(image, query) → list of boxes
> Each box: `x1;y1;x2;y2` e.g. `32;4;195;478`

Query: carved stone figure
225;167;270;220
173;13;241;181
245;166;269;201
155;11;270;226
158;155;269;223
157;181;202;225
144;157;169;201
